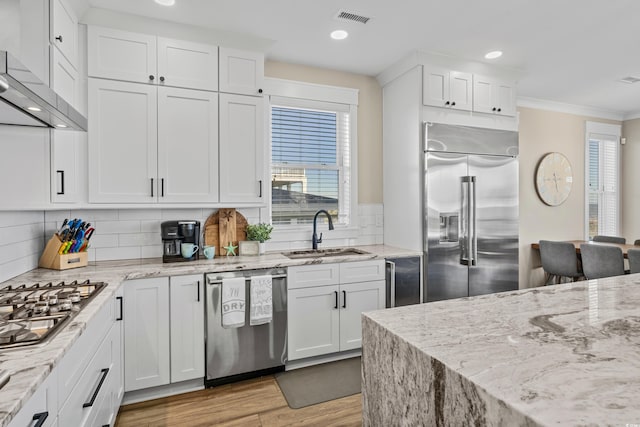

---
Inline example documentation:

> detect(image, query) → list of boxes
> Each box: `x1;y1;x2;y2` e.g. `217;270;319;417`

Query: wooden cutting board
204;209;247;255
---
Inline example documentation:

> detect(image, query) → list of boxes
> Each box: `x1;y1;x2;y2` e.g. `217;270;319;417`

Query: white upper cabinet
157;38;218;91
50;0;78;68
473;74;516;117
50;47;78;108
88;26;218;91
88;26;157;84
219;47;264;96
88;79;158;203
219;93;265;203
423;65;472;111
158;88;219;203
50;131;81;203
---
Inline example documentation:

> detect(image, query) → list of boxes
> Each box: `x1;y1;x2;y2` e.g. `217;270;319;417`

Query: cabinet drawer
57;296;113;408
288;264;340;289
8;369;58;427
58;321;116;427
339;260;385;284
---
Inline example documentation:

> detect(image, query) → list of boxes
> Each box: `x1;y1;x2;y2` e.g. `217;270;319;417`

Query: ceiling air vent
619;76;640;84
334;10;371;25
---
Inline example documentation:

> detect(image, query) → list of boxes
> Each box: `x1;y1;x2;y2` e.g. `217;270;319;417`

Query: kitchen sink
283;248;370;259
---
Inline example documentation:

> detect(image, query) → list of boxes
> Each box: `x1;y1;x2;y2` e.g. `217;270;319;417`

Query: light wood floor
115;375;362;427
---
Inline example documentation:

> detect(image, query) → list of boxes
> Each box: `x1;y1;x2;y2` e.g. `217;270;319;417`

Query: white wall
0;211;45;282
622;118;640;244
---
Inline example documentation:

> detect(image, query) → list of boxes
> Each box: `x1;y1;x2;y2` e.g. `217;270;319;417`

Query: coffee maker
161;220;201;263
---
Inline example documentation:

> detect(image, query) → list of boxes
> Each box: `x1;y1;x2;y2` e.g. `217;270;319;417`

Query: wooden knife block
39;234;89;270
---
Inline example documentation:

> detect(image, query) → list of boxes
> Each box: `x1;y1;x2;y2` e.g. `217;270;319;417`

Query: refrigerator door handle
386;260;396;307
460;176;472;266
470;176;477;266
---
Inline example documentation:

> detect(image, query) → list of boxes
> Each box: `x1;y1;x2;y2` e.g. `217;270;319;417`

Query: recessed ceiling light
330;30;349;40
56;124;67;128
484;51;503;60
27;106;42;112
154;0;175;6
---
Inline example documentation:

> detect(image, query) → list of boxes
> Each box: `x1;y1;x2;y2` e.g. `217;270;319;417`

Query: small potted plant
245;223;274;255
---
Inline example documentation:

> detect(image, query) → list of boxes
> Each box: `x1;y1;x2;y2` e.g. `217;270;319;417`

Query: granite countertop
362;274;640;426
0;244;419;426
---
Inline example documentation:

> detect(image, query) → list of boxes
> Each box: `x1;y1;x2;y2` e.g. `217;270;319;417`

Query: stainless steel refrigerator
424;123;519;302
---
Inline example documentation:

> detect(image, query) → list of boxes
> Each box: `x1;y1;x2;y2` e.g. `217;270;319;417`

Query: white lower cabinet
8;369;58;427
123;275;204;392
287;260;385;361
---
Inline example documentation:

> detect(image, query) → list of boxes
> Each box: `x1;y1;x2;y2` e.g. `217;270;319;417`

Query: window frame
262;78;359;240
584;121;621;240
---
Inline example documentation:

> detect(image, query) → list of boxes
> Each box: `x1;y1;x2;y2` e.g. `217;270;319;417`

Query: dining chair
539;240;583;285
593;235;626;244
634;239;640;246
628;249;640;274
580;244;626;279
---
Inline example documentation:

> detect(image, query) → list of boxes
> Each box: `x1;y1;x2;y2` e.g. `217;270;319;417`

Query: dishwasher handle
207;273;287;285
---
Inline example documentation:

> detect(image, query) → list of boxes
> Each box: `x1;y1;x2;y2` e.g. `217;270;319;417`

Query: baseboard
285;350;361;371
121;378;204;405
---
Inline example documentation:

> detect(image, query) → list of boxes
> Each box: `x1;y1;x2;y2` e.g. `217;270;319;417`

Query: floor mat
275;357;361;409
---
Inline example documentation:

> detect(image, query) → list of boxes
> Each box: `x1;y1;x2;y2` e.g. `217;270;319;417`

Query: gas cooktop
0;280;106;349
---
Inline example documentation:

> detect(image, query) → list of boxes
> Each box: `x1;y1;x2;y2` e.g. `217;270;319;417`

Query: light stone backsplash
0;211;45;283
43;204;384;262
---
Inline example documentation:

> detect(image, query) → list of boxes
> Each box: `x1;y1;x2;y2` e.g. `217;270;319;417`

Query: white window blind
271;103;351;226
585;123;621;239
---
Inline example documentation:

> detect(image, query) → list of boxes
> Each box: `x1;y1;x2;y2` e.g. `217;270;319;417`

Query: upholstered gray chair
580;244;626;279
634;239;640;246
539;240;583;285
628;249;640;274
593;235;626;244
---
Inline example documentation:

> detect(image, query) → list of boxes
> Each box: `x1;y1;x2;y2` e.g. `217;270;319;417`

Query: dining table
531;240;637;258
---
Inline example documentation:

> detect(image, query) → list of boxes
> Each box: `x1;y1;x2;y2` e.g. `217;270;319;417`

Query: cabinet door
339;260;385;284
288;285;340;360
449;71;472;111
169;275;205;382
88;26;157;84
157;88;218;203
50;47;78;108
113;285;125;407
50;0;77;68
472;74;494;114
123;277;170;391
219;47;264;96
7;368;58;427
423;66;449;107
157;37;218;91
339;280;385;351
88;79;158;203
473;75;516;117
494;80;516;116
50;131;80;203
219;93;265;203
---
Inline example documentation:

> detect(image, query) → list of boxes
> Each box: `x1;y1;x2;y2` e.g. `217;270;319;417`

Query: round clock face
535;152;573;206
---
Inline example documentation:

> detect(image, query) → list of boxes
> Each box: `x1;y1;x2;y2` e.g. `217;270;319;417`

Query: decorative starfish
223;241;238;256
221;210;233;220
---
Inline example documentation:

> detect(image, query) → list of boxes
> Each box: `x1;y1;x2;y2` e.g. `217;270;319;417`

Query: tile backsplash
0;211;45;282
43;204;384;262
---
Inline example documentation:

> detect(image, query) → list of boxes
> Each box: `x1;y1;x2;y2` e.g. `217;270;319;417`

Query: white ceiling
86;0;640;118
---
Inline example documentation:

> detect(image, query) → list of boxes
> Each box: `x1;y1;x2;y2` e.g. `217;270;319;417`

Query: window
269;95;354;227
585;122;621;239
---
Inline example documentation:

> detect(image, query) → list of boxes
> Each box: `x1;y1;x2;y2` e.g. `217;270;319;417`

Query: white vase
259;242;266;255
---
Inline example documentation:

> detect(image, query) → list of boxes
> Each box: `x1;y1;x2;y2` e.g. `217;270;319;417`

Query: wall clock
535;152;573;206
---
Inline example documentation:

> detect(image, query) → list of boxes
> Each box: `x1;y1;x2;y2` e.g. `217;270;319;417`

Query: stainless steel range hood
0;50;87;131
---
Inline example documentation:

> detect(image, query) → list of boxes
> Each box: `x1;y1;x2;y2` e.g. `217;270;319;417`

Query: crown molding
517;97;625;121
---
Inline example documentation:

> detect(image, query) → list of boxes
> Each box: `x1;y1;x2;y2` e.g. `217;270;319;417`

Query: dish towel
250;275;273;326
222;277;246;328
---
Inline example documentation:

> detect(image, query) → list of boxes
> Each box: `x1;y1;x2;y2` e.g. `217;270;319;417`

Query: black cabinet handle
497;108;502;112
83;368;109;408
32;412;48;427
161;178;164;197
56;170;65;195
492;107;497;111
197;281;200;302
258;88;263;94
160;76;165;82
334;291;338;309
451;101;456;106
149;75;155;81
151;178;154;197
258;180;262;197
342;290;346;308
116;296;123;321
55;35;63;42
444;101;450;106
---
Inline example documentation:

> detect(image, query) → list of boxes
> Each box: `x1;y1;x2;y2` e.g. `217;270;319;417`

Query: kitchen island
362;274;640;426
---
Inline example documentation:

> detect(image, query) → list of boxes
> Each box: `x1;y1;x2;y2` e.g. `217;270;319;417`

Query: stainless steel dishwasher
205;268;287;387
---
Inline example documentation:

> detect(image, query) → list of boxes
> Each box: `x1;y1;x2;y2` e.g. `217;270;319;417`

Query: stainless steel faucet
312;210;334;250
